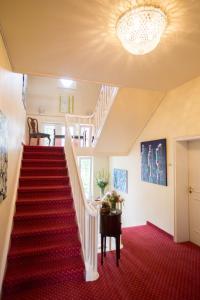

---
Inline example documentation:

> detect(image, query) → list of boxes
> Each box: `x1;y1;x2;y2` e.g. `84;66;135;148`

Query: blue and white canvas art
141;139;167;186
113;168;128;193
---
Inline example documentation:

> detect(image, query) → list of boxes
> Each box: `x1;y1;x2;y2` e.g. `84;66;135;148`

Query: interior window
78;156;93;200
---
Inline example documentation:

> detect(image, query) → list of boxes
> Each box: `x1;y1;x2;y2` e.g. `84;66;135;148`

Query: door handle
189;186;193;194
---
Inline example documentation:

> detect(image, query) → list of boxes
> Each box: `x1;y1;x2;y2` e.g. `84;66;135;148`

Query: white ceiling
0;0;200;90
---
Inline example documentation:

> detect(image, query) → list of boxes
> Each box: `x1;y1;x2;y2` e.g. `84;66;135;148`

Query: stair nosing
18;185;70;190
22;159;66;161
23;151;64;154
15;209;75;219
12;224;77;238
20;175;68;179
17;197;72;203
21;166;67;169
24;146;64;149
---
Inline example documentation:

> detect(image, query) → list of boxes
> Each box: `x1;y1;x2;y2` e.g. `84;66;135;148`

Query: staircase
2;145;84;299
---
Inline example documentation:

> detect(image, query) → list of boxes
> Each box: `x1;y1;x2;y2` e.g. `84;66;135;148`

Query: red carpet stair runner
2;145;84;298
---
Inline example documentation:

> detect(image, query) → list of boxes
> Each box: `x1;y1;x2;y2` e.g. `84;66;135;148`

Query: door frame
174;135;200;242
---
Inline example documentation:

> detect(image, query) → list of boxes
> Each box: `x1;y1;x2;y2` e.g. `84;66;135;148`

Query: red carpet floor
2;145;84;299
3;215;200;299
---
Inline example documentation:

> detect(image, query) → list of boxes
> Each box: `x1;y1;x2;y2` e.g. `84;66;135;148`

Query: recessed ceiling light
60;79;76;89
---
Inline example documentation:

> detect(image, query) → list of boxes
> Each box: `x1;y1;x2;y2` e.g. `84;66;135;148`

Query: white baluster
64;119;99;281
65;85;118;148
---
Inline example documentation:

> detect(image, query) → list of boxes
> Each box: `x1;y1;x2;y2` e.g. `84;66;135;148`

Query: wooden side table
100;209;122;266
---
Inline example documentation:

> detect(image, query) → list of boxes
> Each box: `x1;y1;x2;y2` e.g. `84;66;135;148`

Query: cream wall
110;76;200;235
0;35;26;290
26;76;101;116
95;88;164;155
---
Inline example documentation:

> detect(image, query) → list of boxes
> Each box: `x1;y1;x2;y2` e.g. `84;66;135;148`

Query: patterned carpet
2;145;84;299
3;220;200;299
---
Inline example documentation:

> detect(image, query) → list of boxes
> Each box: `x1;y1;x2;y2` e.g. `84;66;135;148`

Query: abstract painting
113;168;128;193
141;139;167;186
0;111;8;201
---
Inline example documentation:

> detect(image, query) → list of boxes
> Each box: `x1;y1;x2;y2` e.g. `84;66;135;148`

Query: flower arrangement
96;169;109;197
102;190;124;211
100;201;111;215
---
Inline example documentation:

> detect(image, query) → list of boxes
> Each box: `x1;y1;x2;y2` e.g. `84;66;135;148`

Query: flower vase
100;187;105;198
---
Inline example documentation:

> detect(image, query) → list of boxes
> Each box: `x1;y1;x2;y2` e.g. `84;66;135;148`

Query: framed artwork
113;168;128;193
0;111;8;201
22;74;27;109
59;95;74;113
141;138;167;186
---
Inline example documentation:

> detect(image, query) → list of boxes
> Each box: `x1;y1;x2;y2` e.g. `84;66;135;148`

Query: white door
188;140;200;246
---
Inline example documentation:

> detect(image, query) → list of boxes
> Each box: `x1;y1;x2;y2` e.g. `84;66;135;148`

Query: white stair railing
66;85;118;148
64;117;99;281
92;85;118;145
66;114;94;148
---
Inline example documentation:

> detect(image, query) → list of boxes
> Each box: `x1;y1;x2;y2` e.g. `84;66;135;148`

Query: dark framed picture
141;138;167;186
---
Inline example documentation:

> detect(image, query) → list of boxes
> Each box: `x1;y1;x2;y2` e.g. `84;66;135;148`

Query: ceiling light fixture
116;6;167;55
60;79;77;89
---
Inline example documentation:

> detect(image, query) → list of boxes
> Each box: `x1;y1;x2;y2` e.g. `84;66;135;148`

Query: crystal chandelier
116;6;167;55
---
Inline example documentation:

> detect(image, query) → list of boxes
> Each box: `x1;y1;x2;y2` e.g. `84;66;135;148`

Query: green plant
96;169;109;196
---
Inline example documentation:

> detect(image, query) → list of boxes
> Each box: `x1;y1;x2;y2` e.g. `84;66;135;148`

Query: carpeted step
22;159;66;168
10;231;79;253
8;234;81;259
16;196;73;211
23;146;64;153
12;223;78;239
20;167;68;177
18;185;71;199
19;176;69;187
3;256;84;296
14;210;75;232
8;236;81;264
14;207;75;222
23;151;65;160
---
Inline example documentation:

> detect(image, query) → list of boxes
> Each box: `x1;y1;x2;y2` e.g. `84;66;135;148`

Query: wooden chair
27;117;51;145
53;129;65;146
